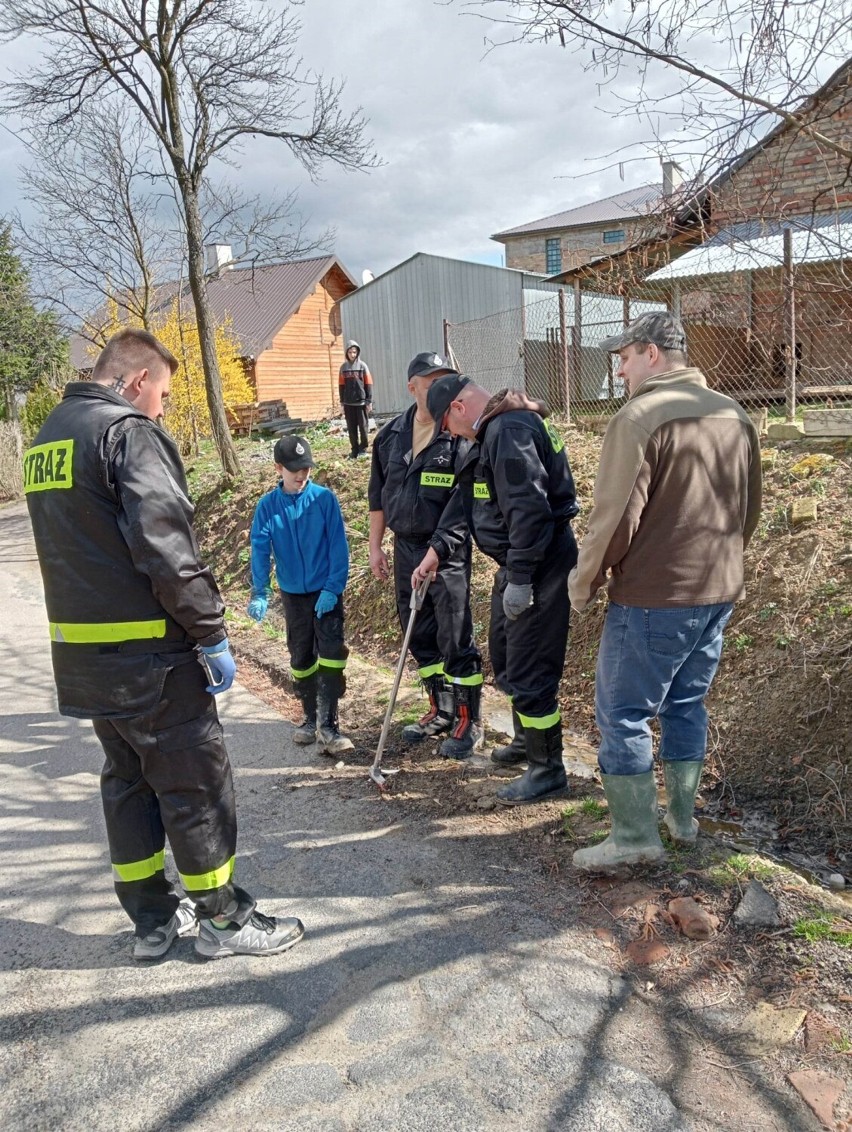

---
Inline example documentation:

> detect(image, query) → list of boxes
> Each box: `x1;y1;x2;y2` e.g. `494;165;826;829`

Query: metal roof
492;184;662;239
70;255;356;369
645;222;852;281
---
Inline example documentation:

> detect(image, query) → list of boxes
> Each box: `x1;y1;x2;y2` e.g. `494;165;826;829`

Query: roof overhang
645;223;852;282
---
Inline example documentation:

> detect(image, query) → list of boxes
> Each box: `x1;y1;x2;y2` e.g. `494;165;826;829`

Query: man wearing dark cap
248;434;353;755
368;353;483;757
568;311;762;873
421;374;579;804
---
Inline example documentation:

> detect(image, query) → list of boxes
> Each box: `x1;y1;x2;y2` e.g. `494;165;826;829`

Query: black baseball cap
599;311;687;354
407;351;458;380
274;434;314;471
426;374;472;427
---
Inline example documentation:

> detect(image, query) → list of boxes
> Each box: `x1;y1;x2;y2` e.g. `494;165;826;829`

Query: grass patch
579;797;607;820
707;852;775;886
792;909;852;948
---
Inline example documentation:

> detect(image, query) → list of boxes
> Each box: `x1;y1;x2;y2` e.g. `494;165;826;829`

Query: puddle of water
698;812;850;903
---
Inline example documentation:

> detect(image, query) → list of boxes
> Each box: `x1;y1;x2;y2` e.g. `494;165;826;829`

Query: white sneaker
133;898;197;960
195;910;305;959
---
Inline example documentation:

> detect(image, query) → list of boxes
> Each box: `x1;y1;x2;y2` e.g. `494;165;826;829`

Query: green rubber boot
573;771;666;873
662;759;703;844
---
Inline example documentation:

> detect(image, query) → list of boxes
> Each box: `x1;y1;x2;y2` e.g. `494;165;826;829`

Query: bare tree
470;0;852;179
17;108;175;339
17;111;335;357
1;0;377;478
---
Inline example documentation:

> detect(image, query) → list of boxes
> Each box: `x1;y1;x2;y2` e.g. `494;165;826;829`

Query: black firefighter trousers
393;535;481;682
92;654;254;937
489;525;578;727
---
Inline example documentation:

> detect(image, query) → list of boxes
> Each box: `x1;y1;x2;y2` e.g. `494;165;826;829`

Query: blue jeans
595;601;733;776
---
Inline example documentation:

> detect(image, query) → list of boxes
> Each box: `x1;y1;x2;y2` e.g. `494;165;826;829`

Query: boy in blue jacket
247;435;353;754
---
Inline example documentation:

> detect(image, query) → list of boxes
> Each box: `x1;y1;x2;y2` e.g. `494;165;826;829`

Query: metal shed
339;253;563;412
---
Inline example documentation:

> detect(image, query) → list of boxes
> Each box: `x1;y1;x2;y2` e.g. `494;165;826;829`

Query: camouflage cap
599;311;686;354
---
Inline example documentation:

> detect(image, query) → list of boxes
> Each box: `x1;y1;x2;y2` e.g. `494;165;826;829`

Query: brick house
551;60;852;404
492;161;685;274
70;251;358;421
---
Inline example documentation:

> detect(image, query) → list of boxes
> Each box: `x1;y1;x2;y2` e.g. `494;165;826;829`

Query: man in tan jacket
569;311;762;872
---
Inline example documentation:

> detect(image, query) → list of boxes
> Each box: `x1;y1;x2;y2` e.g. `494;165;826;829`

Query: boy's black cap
274;434;314;471
426;374;472;426
407;351;458;380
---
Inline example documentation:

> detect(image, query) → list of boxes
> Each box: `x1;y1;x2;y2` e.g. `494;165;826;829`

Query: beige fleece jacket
568;367;762;611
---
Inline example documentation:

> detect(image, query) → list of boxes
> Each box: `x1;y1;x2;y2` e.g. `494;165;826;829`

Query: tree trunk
181;186;241;479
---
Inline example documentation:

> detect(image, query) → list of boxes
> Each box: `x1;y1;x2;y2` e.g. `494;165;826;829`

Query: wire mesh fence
446;258;852;426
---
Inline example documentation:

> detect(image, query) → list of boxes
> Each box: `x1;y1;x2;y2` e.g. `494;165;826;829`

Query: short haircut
91;328;179;382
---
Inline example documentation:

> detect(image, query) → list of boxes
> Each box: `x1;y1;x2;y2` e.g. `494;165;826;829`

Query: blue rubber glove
314;589;338;618
200;639;237;694
247;595;268;622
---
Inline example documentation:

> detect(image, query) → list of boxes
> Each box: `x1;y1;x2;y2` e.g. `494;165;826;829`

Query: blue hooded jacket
250;480;349;596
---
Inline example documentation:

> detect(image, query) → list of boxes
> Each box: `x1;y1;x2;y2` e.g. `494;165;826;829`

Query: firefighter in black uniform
24;328;305;962
368;352;483;758
419;374;579;804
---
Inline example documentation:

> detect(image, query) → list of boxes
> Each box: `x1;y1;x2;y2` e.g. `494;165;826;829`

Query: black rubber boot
496;721;567;805
292;674;317;746
491;706;527;765
402;674;454;742
316;671;354;755
439;683;483;760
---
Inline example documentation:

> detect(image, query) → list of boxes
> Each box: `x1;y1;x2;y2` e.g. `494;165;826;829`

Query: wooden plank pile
228;400;288;436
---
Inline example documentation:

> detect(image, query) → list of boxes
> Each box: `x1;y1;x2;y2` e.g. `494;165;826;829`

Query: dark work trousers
393;536;481;681
281;590;349;695
489;525;577;724
93;655;255;937
343;404;369;455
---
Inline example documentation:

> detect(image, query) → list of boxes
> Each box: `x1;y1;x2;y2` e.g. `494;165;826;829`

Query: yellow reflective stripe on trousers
179;855;235;892
516;709;561;729
50;619;167;644
291;660;319;679
318;657;347;669
450;673;484;686
418;662;445;679
112;849;166;883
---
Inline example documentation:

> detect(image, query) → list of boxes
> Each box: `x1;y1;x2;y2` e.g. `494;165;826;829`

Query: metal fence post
783;228;797;422
558;288;571;422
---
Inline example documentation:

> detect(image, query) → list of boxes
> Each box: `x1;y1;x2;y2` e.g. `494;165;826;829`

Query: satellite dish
361;269;375;285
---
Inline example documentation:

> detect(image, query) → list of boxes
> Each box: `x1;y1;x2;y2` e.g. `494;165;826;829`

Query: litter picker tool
369;575;431;790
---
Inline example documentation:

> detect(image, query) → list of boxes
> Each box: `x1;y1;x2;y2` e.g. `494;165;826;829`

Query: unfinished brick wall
502;219;648;273
712;69;852;226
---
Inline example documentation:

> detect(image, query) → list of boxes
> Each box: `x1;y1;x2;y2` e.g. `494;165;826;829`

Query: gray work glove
503;582;533;621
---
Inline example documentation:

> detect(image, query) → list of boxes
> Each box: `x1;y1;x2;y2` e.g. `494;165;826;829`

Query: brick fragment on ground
667;896;719;940
787;1069;845;1129
625;939;670;966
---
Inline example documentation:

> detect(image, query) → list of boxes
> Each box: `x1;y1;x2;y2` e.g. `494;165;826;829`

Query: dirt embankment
191;424;851;856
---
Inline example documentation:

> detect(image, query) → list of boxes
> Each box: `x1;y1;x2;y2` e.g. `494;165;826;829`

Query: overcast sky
0;0;671;282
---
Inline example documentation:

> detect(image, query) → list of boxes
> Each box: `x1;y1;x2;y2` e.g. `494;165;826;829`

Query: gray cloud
0;0;669;283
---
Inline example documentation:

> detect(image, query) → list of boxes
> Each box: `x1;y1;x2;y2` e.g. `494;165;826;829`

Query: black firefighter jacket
24;382;226;719
455;390;579;585
368;404;471;561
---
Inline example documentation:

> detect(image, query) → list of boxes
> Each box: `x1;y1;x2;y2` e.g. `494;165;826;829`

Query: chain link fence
447;258;852;426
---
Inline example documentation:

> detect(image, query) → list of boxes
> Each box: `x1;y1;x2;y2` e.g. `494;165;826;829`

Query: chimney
205;243;233;276
661;160;684;198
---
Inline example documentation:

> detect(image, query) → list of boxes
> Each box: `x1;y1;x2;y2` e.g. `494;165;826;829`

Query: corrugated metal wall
340;253;564;412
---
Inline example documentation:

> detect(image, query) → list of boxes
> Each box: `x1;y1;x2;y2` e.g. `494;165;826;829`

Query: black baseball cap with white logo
407;351;458;380
274;435;314;471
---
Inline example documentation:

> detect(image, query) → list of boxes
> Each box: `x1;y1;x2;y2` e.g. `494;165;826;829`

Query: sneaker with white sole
195;910;305;959
132;897;197;961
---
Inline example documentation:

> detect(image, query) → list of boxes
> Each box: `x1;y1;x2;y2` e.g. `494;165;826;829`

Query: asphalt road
0;499;811;1131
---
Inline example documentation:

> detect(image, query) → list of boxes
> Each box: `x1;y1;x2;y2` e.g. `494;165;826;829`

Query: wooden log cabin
206;252;358;420
70;250;359;422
